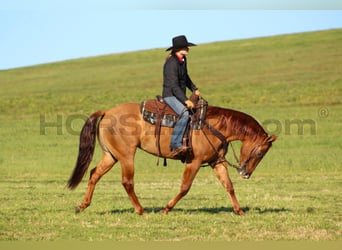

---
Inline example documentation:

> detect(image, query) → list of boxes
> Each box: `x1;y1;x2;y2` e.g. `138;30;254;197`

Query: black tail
67;110;105;190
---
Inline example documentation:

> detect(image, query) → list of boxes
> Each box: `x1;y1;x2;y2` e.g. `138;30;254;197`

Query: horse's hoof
160;209;169;215
236;209;245;216
75;206;82;214
136;209;144;215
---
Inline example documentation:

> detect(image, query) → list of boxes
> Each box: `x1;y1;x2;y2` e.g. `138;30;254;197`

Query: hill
1;29;341;116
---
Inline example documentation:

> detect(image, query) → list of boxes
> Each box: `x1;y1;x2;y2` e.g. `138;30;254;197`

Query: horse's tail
67;110;105;190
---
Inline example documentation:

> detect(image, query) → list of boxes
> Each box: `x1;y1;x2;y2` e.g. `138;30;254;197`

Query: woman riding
162;35;201;156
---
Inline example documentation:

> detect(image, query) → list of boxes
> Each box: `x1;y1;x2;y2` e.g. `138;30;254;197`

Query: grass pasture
0;29;341;241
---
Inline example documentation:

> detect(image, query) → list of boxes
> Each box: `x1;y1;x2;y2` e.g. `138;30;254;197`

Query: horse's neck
225;125;247;142
208;107;265;143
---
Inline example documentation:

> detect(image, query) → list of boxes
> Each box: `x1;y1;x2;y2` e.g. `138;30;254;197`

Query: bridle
202;120;267;175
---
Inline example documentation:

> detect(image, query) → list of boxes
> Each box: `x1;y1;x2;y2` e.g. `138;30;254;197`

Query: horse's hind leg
76;152;116;213
213;162;244;215
120;158;144;215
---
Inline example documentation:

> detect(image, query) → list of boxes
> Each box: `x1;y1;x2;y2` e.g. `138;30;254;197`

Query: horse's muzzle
236;165;250;179
241;173;251;179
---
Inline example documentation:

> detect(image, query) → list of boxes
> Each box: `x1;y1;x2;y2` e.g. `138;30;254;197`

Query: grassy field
0;29;341;241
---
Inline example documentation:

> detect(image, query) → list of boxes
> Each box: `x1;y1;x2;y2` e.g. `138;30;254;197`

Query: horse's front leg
213;162;244;215
160;161;201;214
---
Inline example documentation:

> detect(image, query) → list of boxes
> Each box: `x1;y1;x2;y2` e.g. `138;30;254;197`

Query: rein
202;121;241;170
202;121;266;172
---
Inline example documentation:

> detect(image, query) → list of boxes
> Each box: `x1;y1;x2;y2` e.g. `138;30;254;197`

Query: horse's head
237;135;277;179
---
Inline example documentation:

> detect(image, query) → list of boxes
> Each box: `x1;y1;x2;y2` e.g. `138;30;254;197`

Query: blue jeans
164;96;189;149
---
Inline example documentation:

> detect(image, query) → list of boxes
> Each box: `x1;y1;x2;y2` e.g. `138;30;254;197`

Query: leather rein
202;120;240;169
202;120;269;174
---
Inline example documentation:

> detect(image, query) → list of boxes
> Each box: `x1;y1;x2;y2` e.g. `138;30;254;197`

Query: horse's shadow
251;206;291;214
98;206;291;215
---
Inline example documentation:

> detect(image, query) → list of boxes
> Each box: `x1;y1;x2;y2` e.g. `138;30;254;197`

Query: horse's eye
256;151;264;158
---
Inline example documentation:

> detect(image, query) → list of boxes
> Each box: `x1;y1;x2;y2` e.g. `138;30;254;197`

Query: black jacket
162;54;197;104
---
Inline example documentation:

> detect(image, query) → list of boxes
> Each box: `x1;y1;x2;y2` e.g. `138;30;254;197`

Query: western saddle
140;93;208;163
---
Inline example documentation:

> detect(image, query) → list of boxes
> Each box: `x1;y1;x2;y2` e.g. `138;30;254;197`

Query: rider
162;35;201;156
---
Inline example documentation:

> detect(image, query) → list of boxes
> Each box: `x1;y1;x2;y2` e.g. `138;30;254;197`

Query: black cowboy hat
166;35;196;51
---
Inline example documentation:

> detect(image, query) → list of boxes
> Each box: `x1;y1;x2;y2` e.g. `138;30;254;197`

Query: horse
67;102;277;216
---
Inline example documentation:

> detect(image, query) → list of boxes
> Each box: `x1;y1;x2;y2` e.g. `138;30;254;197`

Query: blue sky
1;1;342;70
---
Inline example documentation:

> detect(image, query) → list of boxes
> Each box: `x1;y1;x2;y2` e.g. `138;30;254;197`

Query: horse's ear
267;135;277;143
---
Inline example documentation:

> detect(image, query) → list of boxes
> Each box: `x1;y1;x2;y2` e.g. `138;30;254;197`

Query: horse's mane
206;106;267;140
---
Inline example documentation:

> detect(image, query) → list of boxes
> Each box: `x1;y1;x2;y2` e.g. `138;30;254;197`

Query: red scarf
175;53;185;63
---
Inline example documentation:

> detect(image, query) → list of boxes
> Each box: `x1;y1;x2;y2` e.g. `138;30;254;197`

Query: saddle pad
140;99;178;128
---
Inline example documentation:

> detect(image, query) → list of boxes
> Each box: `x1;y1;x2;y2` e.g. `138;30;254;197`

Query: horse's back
98;103;143;150
104;102;141;116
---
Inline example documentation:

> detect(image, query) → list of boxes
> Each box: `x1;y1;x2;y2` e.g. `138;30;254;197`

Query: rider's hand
195;90;201;96
185;100;195;109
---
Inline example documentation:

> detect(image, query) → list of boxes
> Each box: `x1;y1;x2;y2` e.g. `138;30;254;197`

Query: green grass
0;29;341;241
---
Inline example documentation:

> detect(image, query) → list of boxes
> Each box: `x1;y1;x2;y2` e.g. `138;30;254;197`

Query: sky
1;0;342;70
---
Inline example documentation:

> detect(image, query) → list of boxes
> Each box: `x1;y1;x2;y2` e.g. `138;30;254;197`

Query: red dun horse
67;103;277;215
